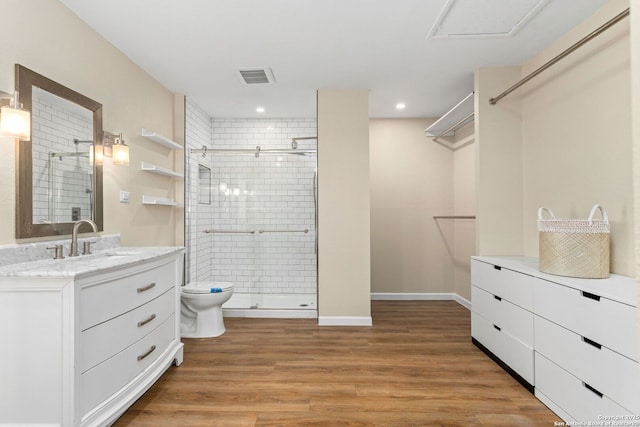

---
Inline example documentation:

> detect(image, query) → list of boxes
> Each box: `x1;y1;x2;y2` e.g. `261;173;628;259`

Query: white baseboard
371;292;471;310
453;294;471;310
318;316;373;326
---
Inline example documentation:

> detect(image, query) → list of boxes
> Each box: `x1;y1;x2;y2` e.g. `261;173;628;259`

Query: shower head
291;140;298;149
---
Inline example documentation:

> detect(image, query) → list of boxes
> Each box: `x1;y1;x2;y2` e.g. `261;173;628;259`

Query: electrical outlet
119;191;130;203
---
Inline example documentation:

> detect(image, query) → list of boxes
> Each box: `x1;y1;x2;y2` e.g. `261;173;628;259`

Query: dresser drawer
472;285;533;347
535;353;633;423
471;259;534;310
81;314;176;416
533;278;638;361
471;311;534;384
534;316;640;414
81;288;176;373
80;261;175;330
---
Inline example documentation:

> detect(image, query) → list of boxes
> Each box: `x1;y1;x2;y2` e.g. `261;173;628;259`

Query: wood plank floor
114;301;561;426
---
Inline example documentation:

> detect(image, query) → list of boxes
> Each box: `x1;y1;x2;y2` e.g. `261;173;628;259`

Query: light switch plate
119;191;130;203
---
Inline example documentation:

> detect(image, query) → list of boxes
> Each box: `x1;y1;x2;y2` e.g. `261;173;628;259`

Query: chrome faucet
70;219;98;257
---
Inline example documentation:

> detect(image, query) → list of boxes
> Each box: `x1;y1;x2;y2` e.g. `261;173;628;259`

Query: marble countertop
0;246;184;278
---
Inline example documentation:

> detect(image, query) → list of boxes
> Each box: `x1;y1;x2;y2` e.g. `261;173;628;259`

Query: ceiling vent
238;67;276;85
427;0;550;39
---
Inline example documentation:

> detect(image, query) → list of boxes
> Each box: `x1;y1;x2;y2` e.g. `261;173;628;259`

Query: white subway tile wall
186;99;213;283
185;99;317;296
32;87;94;223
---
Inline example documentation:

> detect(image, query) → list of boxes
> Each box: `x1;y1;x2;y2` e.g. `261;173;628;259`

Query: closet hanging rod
433;216;476;219
489;7;630;105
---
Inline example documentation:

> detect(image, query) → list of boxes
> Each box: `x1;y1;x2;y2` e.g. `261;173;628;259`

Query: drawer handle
493;265;502;271
582;336;602;350
137;283;156;293
137;345;157;362
581;291;601;301
137;313;157;327
583;382;603;398
493;324;501;332
493;295;502;301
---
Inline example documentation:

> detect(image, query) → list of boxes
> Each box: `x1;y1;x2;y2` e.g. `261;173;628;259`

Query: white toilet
180;282;234;338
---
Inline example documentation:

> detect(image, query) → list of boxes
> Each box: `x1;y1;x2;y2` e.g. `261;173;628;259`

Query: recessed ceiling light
396;103;406;110
256;107;265;113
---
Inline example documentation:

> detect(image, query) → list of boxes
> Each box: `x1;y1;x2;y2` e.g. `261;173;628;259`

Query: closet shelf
141;128;183;150
424;92;474;138
140;161;183;178
142;195;178;206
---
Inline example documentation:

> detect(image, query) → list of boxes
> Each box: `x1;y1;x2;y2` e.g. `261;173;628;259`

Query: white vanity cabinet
471;256;640;424
0;247;184;427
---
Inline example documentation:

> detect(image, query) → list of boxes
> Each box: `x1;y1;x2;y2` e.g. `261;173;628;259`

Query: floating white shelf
142;195;178;206
140;161;183;178
424;92;474;138
141;128;183;150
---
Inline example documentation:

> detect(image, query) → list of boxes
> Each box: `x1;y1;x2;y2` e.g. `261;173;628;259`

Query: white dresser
471;258;535;391
471;256;639;424
0;247;184;427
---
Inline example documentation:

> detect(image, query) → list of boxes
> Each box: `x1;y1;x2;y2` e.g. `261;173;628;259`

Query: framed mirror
15;64;103;238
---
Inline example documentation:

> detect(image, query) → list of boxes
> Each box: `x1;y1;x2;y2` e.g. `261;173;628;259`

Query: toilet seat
182;282;234;294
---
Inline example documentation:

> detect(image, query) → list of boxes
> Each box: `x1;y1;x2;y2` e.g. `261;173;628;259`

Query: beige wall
0;0;181;246
475;66;523;256
317;90;371;322
475;0;637;357
453;123;476;301
475;1;633;276
521;0;633;275
475;0;633;276
369;118;454;295
630;0;640;349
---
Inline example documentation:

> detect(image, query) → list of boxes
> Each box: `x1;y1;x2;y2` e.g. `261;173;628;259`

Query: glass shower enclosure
185;113;317;318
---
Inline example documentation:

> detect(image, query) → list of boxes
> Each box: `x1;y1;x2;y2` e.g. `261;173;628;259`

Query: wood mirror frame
15;64;103;238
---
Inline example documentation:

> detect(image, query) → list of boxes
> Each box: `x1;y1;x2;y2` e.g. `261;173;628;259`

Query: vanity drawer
535;316;640;414
471;259;534;311
80;260;175;330
81;287;175;373
471;285;533;347
471;311;534;384
533;278;639;360
535;352;633;423
81;314;176;416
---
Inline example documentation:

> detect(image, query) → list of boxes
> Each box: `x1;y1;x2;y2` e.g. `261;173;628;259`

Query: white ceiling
58;0;609;119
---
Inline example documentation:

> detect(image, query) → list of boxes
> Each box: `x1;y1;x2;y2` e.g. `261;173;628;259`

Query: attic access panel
428;0;550;39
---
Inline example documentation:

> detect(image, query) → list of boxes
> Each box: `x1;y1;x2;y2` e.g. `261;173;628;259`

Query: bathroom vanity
0;246;184;427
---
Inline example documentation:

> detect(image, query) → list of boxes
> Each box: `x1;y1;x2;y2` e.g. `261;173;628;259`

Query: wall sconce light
103;131;130;166
0;90;31;140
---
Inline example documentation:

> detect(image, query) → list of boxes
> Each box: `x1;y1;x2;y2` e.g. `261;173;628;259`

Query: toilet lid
182;282;234;294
